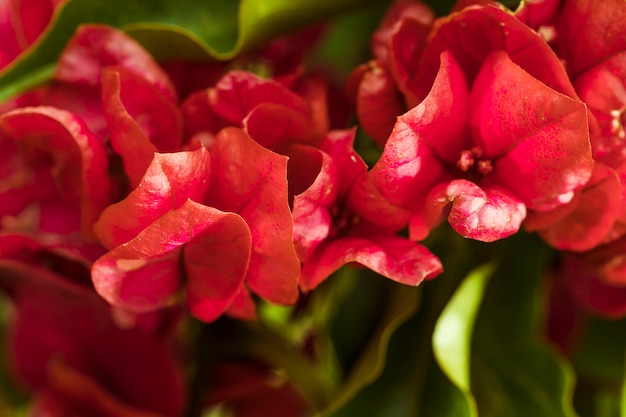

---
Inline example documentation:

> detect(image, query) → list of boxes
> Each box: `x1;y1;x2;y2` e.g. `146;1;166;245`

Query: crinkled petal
423;179;527;242
94;148;211;249
0;106;110;240
300;235;442;291
244;103;316;151
92;200;251;322
0;257;185;417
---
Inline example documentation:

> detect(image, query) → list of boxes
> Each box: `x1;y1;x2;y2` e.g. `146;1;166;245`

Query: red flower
92;129;300;322
370;50;593;242
291;128;442;290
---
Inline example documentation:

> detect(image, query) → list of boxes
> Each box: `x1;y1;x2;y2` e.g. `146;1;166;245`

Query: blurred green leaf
0;0;372;102
320;274;421;415
433;263;495;417
472;233;578;417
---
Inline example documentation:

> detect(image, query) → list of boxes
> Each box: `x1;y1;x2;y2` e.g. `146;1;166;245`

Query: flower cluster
1;0;626;415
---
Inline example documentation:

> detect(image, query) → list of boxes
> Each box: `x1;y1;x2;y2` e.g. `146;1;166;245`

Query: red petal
92;200;251;322
564;252;626;318
528;163;622;251
300;236;442;291
207;128;300;304
94;148;211;249
0;106;111;240
244;103;317;151
387;15;432;106
371;0;434;65
289;145;338;260
55;24;176;100
370;51;469;209
471;51;593;211
415;5;577;100
208;71;309;126
225;285;257;320
0;249;185;417
102;67;183;188
355;62;405;146
556;0;626;79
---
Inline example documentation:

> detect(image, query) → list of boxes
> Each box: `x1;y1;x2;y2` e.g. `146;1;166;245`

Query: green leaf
473;344;578;417
0;0;373;102
471;233;578;417
432;263;495;416
320;274;421;415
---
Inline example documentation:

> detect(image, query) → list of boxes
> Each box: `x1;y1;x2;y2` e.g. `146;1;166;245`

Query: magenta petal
0;106;111;240
207;127;300;304
425;180;527;242
92;200;251;321
471;51;593;211
94;148;211;249
300;236;443;291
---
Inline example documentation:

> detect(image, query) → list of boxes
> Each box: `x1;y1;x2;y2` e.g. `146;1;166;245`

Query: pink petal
471;51;593;211
423;179;527;242
207;127;300;305
563;252;626;318
94;148;211;249
92;200;251;322
300;235;442;291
